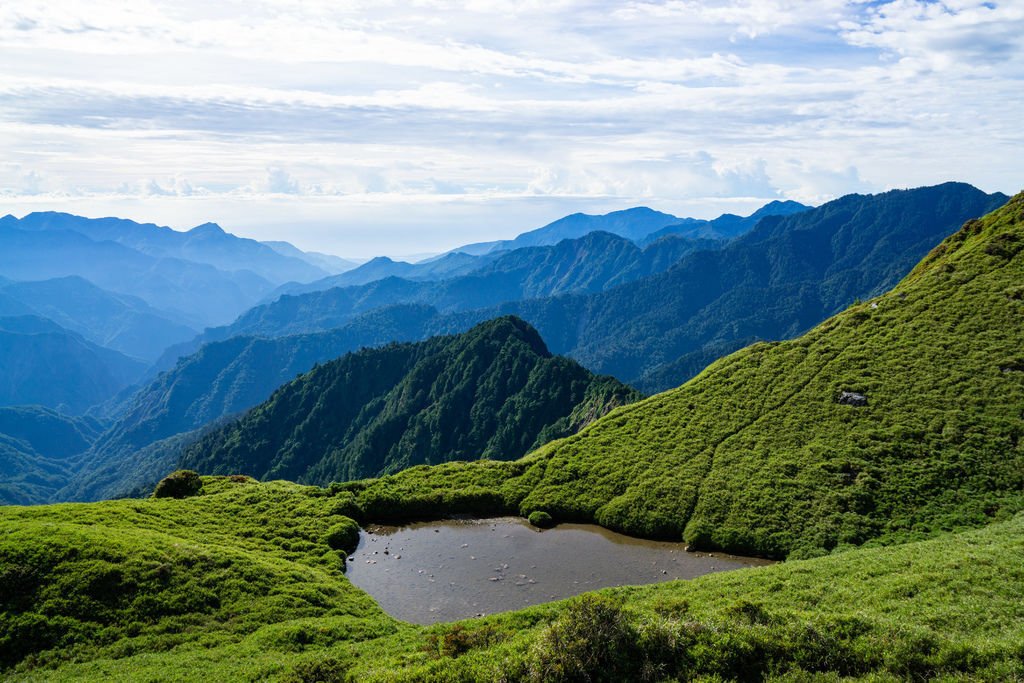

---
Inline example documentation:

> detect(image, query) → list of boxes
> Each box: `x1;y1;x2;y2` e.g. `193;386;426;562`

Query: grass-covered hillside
335;191;1024;559
181;317;639;484
1;477;1021;681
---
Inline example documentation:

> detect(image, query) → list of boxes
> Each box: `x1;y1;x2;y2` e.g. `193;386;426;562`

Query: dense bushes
527;511;554;528
152;470;203;499
323;517;360;554
527;595;639;682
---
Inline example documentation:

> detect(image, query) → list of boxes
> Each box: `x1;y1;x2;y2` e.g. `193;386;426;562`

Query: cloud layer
1;1;1021;256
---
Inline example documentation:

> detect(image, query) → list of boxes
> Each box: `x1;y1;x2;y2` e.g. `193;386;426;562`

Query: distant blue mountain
158;230;725;368
3;212;330;284
268;251;490;301
0;405;107;505
449;201;811;256
261;240;360;275
0;276;196;361
639;199;810;245
0;316;146;413
0;212;360;330
454;207;689;255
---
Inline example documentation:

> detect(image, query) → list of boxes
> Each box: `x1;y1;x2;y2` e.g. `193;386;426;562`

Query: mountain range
181;317;639;484
0;212;331;284
161;183;1008;393
0;212;344;330
1;181;1005;511
1;190;1021;681
269;200;808;300
0;276;196;361
0;316;146;414
450;200;809;256
42;182;1002;505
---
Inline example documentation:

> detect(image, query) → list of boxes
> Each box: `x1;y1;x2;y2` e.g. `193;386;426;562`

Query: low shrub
527;595;640;682
424;623;505;658
528;510;554;528
152;470;203;499
283;656;350;683
323;518;360;554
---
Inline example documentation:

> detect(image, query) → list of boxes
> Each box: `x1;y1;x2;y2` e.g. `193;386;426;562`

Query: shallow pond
346;517;770;624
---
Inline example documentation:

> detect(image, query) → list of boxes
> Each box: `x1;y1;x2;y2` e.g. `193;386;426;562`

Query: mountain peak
471;315;551;357
188;222;225;236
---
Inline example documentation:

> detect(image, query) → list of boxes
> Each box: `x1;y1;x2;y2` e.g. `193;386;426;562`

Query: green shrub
528;510;554;528
424;623;505;658
283;655;350;683
152;470;203;499
323;518;360;554
527;595;640;682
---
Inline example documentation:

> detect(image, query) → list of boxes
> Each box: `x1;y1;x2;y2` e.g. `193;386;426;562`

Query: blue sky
1;1;1022;258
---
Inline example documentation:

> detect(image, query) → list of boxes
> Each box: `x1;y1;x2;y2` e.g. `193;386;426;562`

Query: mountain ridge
181;316;639;486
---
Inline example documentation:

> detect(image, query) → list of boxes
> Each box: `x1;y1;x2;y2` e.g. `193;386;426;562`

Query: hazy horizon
2;1;1022;257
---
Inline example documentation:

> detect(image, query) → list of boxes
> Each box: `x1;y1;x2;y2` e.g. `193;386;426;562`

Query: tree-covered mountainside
178;184;1005;394
638;198;809;245
331;189;1024;559
0;406;105;505
0;276;197;361
181;317;639;484
1;479;1021;681
193;229;725;350
0;316;146;414
60;305;441;503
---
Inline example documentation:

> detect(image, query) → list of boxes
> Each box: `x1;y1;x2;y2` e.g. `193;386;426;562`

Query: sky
1;1;1022;258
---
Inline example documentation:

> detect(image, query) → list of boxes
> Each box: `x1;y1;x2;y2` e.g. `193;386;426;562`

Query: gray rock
838;391;868;407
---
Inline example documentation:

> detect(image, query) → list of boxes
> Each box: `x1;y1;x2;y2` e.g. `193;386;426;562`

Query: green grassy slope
2;479;1021;681
0;478;400;679
336;191;1024;559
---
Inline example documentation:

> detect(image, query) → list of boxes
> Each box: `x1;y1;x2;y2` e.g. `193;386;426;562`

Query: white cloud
0;0;1020;256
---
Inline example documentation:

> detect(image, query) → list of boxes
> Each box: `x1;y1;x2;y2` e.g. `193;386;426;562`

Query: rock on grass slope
338;191;1024;559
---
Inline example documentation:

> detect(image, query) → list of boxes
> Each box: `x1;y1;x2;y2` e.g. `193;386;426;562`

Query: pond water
345;517;771;624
